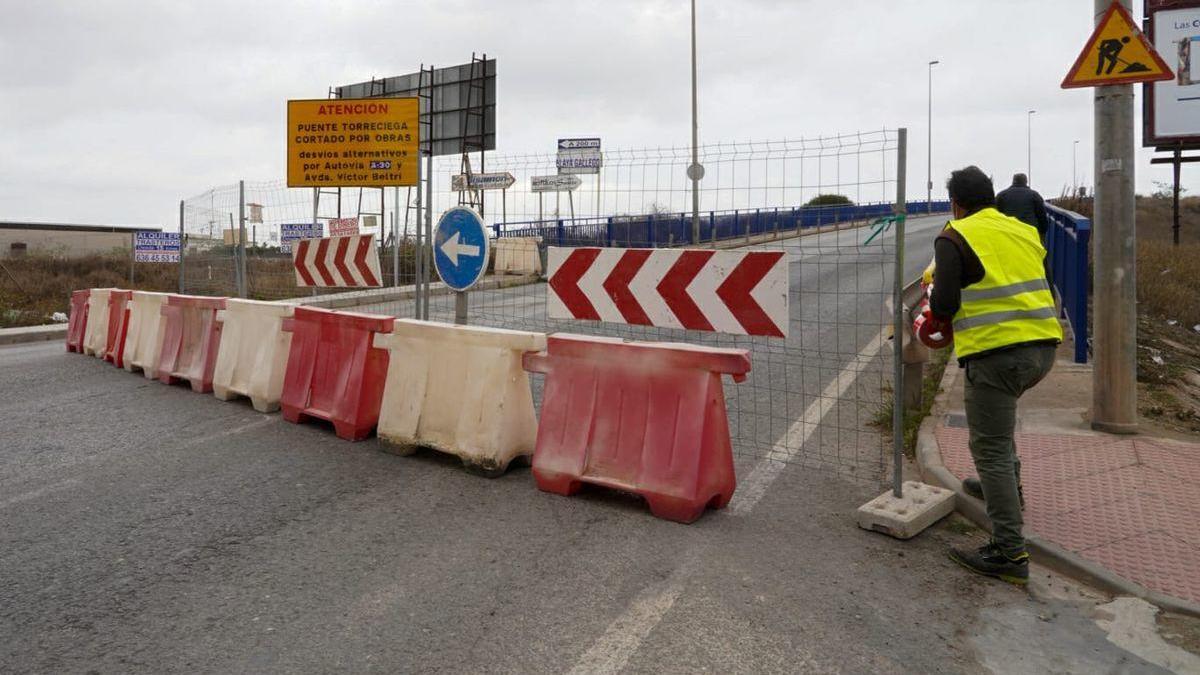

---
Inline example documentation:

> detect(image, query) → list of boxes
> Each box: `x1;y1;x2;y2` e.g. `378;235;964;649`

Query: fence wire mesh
178;131;940;484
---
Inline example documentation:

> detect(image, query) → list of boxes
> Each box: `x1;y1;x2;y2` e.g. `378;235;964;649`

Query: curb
914;361;1200;619
286;274;540;310
0;323;68;346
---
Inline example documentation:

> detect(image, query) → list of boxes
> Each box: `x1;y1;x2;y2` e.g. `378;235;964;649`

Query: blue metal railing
1045;204;1091;363
493;200;951;248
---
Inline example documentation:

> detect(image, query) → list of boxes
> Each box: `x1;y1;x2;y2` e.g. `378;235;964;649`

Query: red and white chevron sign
292;234;382;288
547;247;789;337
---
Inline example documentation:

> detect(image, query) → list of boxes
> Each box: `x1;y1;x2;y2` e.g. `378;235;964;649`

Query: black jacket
995;185;1048;239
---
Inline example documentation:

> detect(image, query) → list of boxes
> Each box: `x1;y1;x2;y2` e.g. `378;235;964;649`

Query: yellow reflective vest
945;207;1063;359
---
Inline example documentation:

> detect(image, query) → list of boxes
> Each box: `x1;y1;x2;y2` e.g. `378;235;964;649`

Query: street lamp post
927;60;939;213
1027;109;1037;186
689;0;701;245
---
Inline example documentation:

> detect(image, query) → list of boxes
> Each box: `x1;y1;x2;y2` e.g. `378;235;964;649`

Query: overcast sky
1;0;1194;228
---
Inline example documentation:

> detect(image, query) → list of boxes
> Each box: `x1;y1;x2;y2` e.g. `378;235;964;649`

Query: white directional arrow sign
451;172;516;191
440;231;481;266
531;174;582;192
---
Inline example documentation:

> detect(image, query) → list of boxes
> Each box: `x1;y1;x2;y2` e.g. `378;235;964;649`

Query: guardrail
1045;204;1091;364
492;200;951;247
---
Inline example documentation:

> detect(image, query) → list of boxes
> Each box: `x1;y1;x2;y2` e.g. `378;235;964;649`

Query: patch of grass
873;347;953;457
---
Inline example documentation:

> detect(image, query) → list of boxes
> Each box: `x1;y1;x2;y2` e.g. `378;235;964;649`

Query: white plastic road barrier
123;291;170;379
374;319;546;476
494;236;542;275
82;288;116;358
212;299;295;413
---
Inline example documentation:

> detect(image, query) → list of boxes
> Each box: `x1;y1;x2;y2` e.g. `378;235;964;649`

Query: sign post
1062;0;1172;433
433;207;490;325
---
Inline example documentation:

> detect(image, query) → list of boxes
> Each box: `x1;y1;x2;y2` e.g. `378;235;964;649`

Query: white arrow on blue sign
433;207;490;292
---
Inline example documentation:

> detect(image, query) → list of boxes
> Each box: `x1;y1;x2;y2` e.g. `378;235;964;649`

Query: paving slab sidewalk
918;341;1200;613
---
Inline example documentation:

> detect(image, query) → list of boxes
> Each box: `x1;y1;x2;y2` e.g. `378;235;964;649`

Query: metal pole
539;193;543;224
689;0;701;245
415;154;424;319
892;128;908;498
178;200;185;293
238;179;247;298
502;188;507;227
1173;146;1181;246
1073;140;1080;195
311;187;319;298
927;60;938;213
1027;110;1036;185
393;186;401;286
129;232;135;286
568;190;575;220
424;152;433;320
1092;0;1137;433
454;291;468;325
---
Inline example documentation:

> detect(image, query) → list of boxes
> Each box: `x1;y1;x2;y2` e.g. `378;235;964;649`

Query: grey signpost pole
424;153;433;320
690;0;701;245
178;200;185;293
455;291;468;325
129;232;135;286
238;179;247;298
892;128;908;498
415;153;424;318
393;186;401;287
1091;0;1138;433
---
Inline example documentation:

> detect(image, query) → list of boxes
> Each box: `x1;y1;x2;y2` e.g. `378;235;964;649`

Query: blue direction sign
433;207;490;292
280;222;323;253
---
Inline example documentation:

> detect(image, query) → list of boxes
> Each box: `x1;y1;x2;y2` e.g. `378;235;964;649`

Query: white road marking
729;328;888;514
0;478;82;509
567;328;889;673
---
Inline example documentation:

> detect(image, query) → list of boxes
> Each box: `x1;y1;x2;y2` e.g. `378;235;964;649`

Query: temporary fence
176;130;948;486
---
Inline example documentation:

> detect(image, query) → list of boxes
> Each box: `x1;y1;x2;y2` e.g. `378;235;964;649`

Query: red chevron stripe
313;237;336;286
657;250;715;331
333;236;356;286
294;239;317;287
716;251;785;337
355;235;380;286
550;248;601;320
602;249;652;325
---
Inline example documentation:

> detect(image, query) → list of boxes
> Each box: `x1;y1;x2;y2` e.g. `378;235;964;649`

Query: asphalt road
0;217;1182;673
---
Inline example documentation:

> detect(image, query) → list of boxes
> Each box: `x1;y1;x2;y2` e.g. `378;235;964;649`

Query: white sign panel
557;137;602;175
134;231;180;263
531;174;582;192
1151;7;1200;143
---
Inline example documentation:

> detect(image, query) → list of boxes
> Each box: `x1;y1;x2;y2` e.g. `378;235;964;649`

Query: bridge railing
1045;203;1091;363
493;200;950;247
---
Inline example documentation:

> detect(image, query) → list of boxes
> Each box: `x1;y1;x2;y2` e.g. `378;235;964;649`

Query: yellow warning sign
286;98;419;187
1062;2;1174;88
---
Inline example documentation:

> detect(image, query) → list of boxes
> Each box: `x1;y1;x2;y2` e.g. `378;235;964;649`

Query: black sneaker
949;542;1029;586
961;477;1025;509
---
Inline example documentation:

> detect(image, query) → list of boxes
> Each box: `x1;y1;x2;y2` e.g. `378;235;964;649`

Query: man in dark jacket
995;173;1048;239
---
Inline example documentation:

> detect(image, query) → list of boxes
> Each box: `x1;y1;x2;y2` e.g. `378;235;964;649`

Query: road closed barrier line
279;306;393;441
82;288;118;358
374;319;546;476
212;299;295;413
524;333;751;523
102;290;133;368
65;289;90;353
122;291;170;379
156;294;226;393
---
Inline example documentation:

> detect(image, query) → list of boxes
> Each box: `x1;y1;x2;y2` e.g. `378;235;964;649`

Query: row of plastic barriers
65;288;752;523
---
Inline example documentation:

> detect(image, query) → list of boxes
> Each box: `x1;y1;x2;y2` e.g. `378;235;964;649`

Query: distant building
0;221;161;258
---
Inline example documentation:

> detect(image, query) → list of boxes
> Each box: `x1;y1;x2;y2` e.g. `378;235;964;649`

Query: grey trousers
963;342;1056;556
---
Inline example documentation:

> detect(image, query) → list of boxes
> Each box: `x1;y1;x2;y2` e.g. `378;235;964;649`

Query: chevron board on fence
547;247;789;337
292;234;382;288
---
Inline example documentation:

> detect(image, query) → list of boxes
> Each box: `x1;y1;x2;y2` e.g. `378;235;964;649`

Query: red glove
914;307;953;349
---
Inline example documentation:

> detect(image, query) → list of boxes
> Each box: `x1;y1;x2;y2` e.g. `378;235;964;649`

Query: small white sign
531;175;582;192
557;137;602;175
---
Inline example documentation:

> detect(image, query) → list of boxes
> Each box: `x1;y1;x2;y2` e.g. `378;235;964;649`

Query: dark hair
946;166;995;212
1012;173;1028;187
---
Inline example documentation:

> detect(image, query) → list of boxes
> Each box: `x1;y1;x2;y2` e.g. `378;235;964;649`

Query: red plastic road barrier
279;306;393;441
156;294;226;392
523;333;751;523
66;289;90;353
103;290;133;367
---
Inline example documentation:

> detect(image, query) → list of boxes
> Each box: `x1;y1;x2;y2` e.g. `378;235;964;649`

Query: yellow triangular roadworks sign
1062;2;1173;88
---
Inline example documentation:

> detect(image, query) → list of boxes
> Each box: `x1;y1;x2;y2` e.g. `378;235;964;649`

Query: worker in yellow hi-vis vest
930;166;1062;586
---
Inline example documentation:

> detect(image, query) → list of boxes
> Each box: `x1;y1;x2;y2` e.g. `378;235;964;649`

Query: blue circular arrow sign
433;206;490;292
